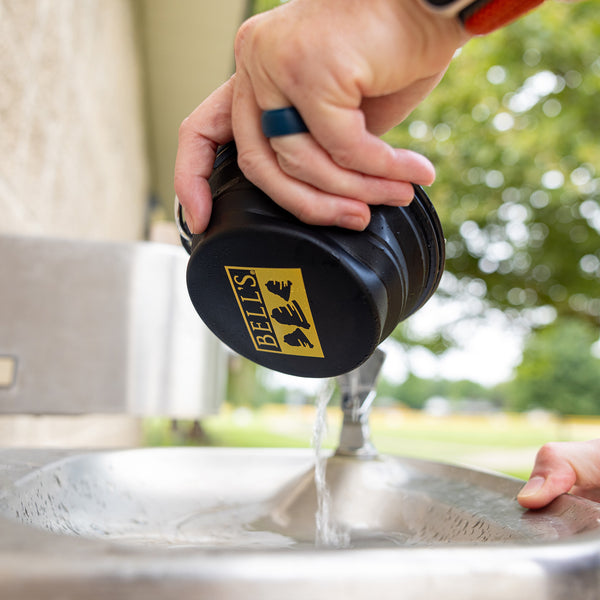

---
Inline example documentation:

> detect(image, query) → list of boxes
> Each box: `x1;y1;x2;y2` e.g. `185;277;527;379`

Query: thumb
517;443;578;509
517;475;571;510
174;77;235;234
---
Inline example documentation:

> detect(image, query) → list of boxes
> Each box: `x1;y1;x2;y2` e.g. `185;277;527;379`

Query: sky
380;304;525;387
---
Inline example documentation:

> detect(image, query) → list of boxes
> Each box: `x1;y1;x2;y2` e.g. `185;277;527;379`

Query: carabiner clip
174;196;194;255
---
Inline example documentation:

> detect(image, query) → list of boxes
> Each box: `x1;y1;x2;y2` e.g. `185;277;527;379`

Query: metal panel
0;234;225;417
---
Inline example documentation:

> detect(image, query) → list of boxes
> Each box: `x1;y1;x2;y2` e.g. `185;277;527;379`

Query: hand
517;440;600;509
174;0;469;234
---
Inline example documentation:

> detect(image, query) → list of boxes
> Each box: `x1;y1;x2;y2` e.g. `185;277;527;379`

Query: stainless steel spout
335;348;385;459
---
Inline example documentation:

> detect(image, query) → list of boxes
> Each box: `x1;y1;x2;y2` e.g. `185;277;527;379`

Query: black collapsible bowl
184;142;445;378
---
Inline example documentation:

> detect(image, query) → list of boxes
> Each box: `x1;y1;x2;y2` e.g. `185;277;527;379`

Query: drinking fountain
0;233;226;417
335;347;385;459
1;214;600;596
1;344;600;599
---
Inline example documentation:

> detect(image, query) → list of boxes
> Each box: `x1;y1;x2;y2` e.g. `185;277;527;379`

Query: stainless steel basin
0;446;599;599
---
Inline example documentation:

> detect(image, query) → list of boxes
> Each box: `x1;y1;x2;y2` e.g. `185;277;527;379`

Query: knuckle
178;116;192;141
236;16;308;92
275;149;304;178
236;148;260;180
173;170;184;195
330;145;360;170
295;201;324;225
535;442;564;465
274;43;309;82
234;16;259;57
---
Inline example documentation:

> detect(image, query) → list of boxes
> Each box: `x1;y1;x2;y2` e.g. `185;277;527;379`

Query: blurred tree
385;1;600;351
251;1;599;341
227;356;294;406
248;1;599;397
378;373;493;410
507;319;600;415
252;0;280;12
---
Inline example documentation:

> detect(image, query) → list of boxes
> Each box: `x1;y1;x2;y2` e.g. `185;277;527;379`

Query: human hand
517;440;600;509
174;0;469;234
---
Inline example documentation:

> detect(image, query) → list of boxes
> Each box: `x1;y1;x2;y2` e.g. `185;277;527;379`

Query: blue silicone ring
261;107;309;138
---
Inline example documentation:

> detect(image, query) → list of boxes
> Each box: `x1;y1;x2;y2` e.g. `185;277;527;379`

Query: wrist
400;0;473;55
417;0;546;35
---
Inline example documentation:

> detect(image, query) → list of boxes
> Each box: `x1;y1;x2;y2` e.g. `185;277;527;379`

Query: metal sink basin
0;446;600;599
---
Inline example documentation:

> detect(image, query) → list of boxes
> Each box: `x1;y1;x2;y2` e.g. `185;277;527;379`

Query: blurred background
1;0;598;479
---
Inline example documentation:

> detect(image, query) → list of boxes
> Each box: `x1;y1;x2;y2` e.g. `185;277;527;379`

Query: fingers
243;157;373;230
517;440;600;509
232;65;373;230
270;134;430;206
255;105;434;226
174;77;235;234
232;67;434;229
296;101;435;185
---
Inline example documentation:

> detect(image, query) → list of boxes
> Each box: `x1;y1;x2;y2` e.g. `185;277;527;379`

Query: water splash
312;381;350;548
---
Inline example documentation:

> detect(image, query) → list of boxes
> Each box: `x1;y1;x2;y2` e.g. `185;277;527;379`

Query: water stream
312;381;350;548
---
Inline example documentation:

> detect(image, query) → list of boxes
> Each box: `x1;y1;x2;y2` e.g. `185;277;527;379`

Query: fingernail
337;214;368;231
187;215;198;235
518;476;546;498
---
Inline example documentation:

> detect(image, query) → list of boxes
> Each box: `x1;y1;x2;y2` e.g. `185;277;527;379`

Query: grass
143;404;600;481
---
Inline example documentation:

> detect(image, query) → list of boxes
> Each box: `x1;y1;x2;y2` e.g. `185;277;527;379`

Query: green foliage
227;357;288;407
250;1;600;334
252;0;281;13
385;2;600;331
507;319;600;415
243;1;600;410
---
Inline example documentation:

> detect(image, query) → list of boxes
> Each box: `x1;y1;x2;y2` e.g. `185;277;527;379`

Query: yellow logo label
225;266;324;359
